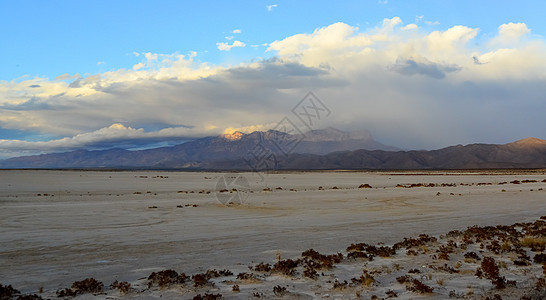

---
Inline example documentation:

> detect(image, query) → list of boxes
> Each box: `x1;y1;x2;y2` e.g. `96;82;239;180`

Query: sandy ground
0;170;545;299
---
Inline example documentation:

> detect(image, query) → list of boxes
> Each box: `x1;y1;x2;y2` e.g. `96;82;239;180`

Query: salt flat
0;170;545;298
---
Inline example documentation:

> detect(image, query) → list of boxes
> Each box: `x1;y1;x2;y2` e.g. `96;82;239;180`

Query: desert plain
1;170;545;299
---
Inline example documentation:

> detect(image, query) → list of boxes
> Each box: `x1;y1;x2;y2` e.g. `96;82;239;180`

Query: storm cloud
390;58;461;79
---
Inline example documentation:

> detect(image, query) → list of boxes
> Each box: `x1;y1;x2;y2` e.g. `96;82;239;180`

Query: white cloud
402;24;418;31
415;15;438;26
491;22;530;45
54;73;81;81
267;4;277;11
233;29;241;34
0;123;200;154
499;22;530;39
426;25;478;58
216;40;246;51
133;62;145;70
382;17;402;30
267;22;373;66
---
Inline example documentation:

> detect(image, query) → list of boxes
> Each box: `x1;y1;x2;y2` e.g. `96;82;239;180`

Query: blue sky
3;0;545;80
1;1;546;158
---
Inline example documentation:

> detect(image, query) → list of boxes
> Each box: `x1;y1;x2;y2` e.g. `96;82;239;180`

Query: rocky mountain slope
0;128;396;169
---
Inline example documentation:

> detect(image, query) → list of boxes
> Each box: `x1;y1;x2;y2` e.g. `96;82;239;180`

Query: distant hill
207;137;546;170
1;131;545;170
0;128;397;169
294;127;399;154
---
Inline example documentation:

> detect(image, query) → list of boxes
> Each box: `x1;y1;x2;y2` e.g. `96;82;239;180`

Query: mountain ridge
0;129;545;170
0;128;395;169
508;137;546;147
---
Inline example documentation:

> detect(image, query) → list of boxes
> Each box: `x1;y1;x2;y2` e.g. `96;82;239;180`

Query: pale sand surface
0;170;545;298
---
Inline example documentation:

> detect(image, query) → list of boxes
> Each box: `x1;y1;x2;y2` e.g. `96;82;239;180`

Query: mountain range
1;128;545;170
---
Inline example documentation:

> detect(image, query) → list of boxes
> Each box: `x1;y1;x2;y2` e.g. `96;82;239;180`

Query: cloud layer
1;18;545;158
217;40;246;51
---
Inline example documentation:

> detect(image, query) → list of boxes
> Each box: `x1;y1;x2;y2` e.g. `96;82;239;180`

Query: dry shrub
368;245;396;257
492;276;507;289
56;288;77;298
386;290;398;297
236;272;256;280
406;278;434;293
16;294;44;300
204;269;231;279
273;285;287;296
358;184;372;188
393;234;437;250
406;249;419;256
253;262;271;272
536;278;546;290
437;245;454;256
487;241;502;254
516;250;531;263
438;252;450;260
303;264;318;280
71;278;103;294
301;248;342;269
500;241;512;252
272;259;300;276
332;279;348;290
218;269;233;276
148;270;186;287
192;274;209;287
521;237;546;251
436;264;459;274
347;243;395;258
533;253;546;264
351;271;375;287
192;293;222;300
478;257;508;289
1;284;20;299
514;259;530;266
397;274;434;293
56;278;103;297
480;257;500;279
348;251;372;260
111;280;131;294
464;251;481;261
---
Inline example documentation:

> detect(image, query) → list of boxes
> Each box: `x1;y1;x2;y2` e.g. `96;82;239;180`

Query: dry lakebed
1;170;545;299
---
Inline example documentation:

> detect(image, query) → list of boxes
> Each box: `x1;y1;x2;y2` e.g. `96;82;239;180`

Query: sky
1;0;546;159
